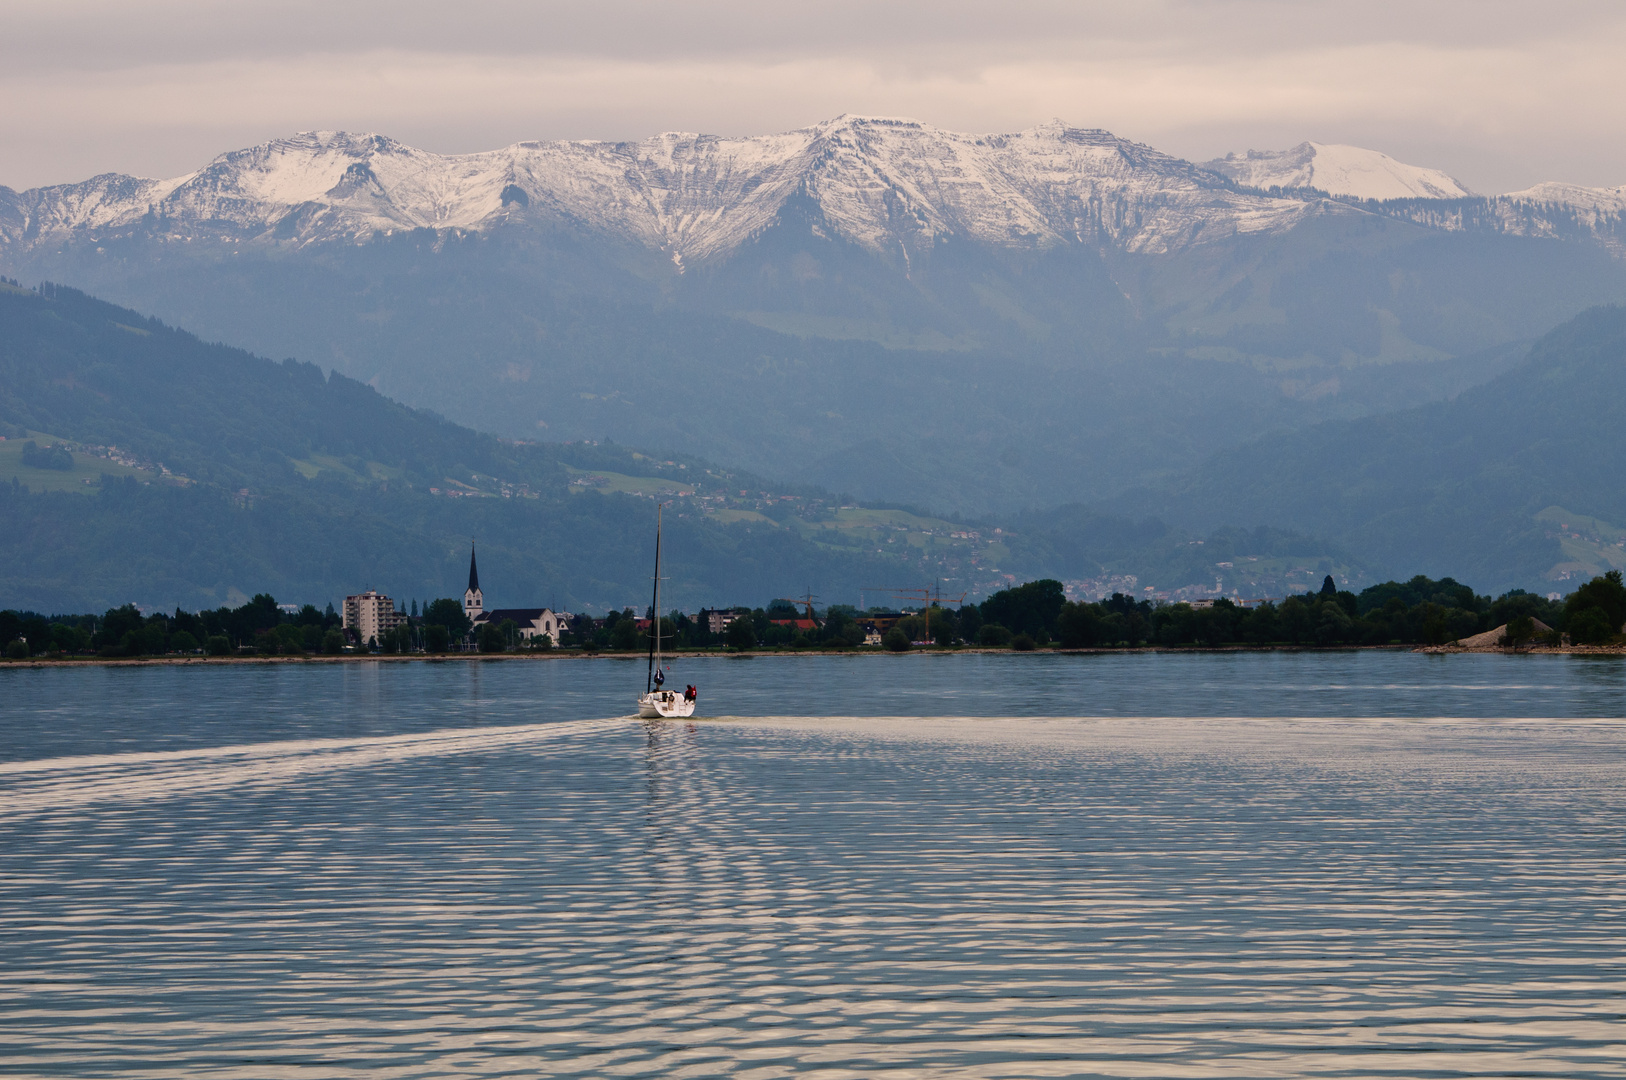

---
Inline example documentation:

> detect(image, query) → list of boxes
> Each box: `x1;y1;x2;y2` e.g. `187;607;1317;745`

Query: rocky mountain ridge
9;115;1621;263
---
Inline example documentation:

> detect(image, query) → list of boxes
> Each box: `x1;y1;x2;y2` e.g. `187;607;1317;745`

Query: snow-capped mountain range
6;116;1626;525
5;115;1621;263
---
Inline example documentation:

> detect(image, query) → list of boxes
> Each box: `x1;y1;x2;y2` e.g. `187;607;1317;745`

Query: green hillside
1133;305;1626;592
0;284;1372;612
0;284;914;612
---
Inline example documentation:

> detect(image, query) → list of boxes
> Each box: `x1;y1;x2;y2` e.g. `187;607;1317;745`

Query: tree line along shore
5;572;1624;663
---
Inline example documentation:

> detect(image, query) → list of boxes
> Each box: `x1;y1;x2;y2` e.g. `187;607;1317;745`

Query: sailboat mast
646;504;662;694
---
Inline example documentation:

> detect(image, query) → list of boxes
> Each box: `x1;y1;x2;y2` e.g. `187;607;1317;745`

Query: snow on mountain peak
0;119;1366;260
1204;142;1472;201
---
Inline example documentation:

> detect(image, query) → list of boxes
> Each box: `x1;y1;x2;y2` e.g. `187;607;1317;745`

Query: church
462;543;564;645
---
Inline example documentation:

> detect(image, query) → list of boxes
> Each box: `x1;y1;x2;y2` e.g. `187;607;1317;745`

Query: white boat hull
638;690;696;719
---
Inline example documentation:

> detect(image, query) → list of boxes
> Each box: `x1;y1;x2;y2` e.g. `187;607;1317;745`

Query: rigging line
646;503;662;695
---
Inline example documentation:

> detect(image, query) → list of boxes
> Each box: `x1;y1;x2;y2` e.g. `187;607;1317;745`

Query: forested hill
0;282;906;612
0;283;1374;613
0;282;569;495
1133;305;1626;592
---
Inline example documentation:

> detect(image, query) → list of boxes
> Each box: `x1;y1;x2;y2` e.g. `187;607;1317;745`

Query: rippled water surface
2;654;1624;1077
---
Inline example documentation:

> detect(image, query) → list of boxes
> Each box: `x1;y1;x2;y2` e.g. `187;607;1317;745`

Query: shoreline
5;643;1620;669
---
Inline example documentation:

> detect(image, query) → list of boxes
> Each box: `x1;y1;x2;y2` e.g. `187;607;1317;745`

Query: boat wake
0;718;624;817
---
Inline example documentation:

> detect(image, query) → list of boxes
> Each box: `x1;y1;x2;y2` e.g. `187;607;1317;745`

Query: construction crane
772;590;820;624
863;582;969;642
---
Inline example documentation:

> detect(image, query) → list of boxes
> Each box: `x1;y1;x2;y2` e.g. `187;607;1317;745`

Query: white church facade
463;543;564;645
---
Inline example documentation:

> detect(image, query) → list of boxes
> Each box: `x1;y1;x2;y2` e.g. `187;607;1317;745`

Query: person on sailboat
636;504;697;719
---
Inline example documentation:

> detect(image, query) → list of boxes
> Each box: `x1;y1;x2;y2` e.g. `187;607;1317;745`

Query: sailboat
637;504;697;719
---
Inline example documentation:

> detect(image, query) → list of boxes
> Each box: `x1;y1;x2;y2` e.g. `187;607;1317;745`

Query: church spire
464;541;484;622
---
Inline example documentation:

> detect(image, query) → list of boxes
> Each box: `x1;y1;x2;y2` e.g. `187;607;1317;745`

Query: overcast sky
5;0;1625;194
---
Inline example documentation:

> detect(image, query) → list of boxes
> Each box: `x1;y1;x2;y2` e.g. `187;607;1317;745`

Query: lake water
2;652;1624;1077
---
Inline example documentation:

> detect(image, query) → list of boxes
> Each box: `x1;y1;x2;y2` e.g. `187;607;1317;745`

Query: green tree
1358;576;1481;617
883;627;911;652
1278;596;1316;644
170;630;199;653
21;440;73;470
1315;602;1354;645
725;617;757;651
1154;604;1196;645
206;635;232;656
51;622;90;653
478;622;508;653
422;598;472;638
609;618;641;651
322;628;347;654
1487;590;1562;632
980;580;1066;638
96;604;144;651
820;608;856;647
977;623;1012;647
1240;602;1279;644
1568;606;1615;645
242;594;281;635
422;624;450;653
955;604;982;642
1056;601;1106;648
1010;632;1037;651
274;623;306;653
1565;571;1626;639
19;616;52;653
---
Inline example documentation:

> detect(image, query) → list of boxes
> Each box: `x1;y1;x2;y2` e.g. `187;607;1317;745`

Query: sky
5;0;1626;194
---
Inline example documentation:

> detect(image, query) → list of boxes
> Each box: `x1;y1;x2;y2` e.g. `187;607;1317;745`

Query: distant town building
770;617;818;631
463;544;483;622
344;590;406;645
860;611;905;632
702;607;750;635
474;608;562;645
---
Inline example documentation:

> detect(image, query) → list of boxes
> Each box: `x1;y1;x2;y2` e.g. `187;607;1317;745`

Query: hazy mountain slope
0;283;1384;612
5;117;1626;515
0;283;917;612
1130;306;1626;591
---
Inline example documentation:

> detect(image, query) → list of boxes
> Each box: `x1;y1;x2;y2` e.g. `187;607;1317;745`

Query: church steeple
464;542;483;621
